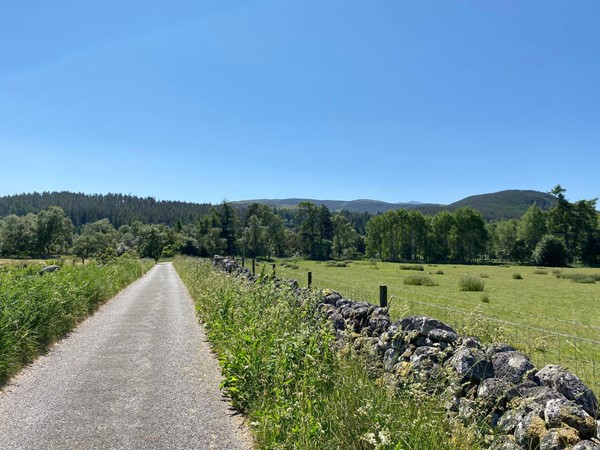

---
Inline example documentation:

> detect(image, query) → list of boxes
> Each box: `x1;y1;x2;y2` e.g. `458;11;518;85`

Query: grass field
265;259;600;394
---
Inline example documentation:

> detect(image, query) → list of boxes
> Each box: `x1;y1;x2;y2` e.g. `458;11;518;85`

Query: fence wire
301;273;600;396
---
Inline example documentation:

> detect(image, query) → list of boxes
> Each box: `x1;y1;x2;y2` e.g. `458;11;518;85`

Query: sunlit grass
174;257;484;450
273;258;600;393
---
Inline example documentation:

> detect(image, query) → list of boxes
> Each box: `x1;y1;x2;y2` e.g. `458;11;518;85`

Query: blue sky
1;1;599;205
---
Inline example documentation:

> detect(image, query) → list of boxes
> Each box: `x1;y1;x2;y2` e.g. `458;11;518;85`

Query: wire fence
304;273;600;396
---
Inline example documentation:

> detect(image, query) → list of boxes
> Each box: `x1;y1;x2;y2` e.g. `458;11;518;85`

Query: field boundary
306;274;600;394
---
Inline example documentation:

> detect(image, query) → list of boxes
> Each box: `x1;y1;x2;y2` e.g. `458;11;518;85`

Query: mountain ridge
232;189;557;220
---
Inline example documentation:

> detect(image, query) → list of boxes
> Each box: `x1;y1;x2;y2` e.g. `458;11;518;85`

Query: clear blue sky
1;1;599;205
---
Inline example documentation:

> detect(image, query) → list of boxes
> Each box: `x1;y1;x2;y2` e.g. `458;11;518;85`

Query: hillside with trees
0;192;212;229
446;190;556;220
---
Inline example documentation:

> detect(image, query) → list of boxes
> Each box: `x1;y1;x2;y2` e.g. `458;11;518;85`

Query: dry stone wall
213;256;600;450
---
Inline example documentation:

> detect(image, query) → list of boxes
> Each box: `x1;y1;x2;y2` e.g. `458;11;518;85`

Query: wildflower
361;432;377;445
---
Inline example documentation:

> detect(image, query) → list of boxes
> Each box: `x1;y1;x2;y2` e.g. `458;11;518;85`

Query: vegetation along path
0;263;252;450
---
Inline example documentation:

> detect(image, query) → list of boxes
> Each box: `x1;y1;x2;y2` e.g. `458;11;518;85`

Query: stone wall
212;256;600;450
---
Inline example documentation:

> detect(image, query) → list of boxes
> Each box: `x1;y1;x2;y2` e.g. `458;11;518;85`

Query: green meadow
269;259;600;393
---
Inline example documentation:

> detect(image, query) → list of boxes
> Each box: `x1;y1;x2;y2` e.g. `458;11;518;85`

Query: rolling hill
232;190;557;220
0;189;558;226
231;198;437;214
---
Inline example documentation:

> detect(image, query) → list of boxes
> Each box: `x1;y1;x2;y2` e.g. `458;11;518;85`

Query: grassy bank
174;256;483;450
0;257;154;385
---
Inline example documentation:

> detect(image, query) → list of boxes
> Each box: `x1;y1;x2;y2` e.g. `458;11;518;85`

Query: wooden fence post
308;272;312;288
379;285;388;308
252;258;256;275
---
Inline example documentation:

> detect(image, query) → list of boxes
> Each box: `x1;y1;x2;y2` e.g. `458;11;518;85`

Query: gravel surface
0;263;253;450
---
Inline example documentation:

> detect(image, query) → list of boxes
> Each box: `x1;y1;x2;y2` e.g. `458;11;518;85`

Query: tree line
365;185;598;266
0;186;597;266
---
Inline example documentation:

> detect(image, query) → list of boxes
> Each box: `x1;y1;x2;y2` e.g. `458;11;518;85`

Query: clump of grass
430;270;444;275
556;272;600;284
458;275;485;292
404;274;438;286
326;261;348;268
282;263;299;270
512;273;523;280
552;269;563;277
533;269;548;275
174;257;482;450
399;264;424;271
481;293;490;303
479;273;489;279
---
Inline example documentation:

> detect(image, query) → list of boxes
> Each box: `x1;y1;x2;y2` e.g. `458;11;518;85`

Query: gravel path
0;263;253;450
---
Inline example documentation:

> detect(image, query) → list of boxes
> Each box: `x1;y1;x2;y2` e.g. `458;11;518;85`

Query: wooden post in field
242;257;245;267
308;272;312;288
252;258;256;275
379;285;388;308
272;263;276;275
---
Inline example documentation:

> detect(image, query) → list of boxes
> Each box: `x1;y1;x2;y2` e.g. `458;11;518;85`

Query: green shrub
479;273;489;278
532;235;569;267
404;274;438;286
458;275;485;292
481;293;490;303
512;273;523;280
533;269;548;275
399;264;424;271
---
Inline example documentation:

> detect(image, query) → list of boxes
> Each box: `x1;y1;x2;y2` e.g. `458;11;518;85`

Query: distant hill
233;190;557;220
0;189;558;228
445;190;556;220
231;198;440;214
0;191;212;228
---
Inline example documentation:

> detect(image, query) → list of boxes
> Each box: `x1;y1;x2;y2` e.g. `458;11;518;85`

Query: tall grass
398;264;424;272
555;272;600;284
174;257;481;450
0;257;153;385
403;274;438;286
458;275;485;292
